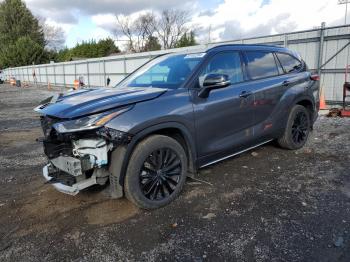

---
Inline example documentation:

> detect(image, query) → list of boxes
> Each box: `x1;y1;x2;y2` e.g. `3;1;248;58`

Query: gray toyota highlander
35;44;320;209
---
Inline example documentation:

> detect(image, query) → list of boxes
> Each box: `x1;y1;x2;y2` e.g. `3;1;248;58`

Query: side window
245;51;279;80
199;52;243;86
276;53;303;73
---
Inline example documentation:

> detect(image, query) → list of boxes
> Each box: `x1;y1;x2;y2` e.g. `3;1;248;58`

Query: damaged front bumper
43;164;98;195
37;113;132;196
42;138;112;195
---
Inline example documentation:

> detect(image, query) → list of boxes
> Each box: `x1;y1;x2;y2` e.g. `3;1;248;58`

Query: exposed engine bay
40;115;131;196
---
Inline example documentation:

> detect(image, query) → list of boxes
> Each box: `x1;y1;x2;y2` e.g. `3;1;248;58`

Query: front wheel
124;135;188;209
278;105;311;150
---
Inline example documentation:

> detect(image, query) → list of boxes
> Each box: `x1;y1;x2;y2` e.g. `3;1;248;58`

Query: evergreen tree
0;0;45;68
143;36;161;52
1;37;44;67
56;38;120;62
98;38;120;56
175;31;197;48
56;48;70;62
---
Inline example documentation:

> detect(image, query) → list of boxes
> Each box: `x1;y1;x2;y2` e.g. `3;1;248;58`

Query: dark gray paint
37;44;319;169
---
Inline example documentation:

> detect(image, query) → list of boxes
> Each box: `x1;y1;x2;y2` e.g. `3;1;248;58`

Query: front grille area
40;116;60;139
40;116;73;159
43;140;73;159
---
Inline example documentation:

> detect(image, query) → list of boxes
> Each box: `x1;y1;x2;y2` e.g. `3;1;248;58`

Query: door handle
282;80;290;87
239;91;252;98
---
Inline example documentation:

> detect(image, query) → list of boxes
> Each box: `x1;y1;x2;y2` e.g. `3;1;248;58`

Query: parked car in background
35;44;320;209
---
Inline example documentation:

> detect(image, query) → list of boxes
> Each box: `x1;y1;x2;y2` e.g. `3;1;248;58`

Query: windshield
117;53;205;89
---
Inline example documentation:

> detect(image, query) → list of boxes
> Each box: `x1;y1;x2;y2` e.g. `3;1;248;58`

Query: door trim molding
200;139;273;168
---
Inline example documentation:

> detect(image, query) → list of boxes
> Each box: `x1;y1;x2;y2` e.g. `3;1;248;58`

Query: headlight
53;106;132;133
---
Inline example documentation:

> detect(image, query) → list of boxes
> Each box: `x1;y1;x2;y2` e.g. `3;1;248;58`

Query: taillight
310;74;320;81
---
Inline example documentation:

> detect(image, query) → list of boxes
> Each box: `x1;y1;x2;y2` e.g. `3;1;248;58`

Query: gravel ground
0;84;349;262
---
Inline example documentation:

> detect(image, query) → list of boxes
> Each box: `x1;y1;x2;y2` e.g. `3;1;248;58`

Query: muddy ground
0;84;349;262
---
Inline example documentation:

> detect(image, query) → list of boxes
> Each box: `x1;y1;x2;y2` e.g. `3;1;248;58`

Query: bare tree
154;10;190;49
116;12;156;52
38;17;65;51
116;15;134;51
116;9;193;52
43;24;65;51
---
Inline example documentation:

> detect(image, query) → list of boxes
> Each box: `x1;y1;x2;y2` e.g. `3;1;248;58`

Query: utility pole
338;0;350;24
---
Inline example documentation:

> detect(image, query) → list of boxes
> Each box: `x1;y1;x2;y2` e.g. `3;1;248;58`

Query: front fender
113;121;197;187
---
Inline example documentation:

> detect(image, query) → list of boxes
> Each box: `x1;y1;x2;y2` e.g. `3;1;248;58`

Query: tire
278;105;311;150
124;135;188;209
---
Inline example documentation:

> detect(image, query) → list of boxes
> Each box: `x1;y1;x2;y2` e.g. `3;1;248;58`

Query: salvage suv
35;44;319;209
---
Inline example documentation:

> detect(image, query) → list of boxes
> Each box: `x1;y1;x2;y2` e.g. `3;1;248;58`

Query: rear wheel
124;135;187;209
278;105;310;150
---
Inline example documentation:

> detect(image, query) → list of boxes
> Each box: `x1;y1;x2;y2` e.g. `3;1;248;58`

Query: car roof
162;44;301;61
207;44;286;52
205;44;301;60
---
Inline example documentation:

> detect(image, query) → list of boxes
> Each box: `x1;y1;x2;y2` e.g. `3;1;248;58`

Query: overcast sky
24;0;349;48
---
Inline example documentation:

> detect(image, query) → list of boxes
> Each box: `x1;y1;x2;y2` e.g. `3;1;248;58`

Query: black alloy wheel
140;148;182;201
277;104;311;150
124;135;187;209
291;111;309;145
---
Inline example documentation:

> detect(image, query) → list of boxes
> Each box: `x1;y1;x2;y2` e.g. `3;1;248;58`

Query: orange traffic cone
73;79;79;90
319;86;327;110
10;78;15;86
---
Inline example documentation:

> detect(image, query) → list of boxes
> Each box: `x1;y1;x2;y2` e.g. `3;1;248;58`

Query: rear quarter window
276;53;303;73
244;51;279;80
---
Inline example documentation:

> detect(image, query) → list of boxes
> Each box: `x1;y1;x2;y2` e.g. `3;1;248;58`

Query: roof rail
207;43;285;52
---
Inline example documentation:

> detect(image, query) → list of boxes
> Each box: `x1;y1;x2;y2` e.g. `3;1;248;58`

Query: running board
200;139;273;168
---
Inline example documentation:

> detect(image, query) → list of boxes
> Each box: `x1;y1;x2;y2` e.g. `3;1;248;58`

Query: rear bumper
43;164;98;195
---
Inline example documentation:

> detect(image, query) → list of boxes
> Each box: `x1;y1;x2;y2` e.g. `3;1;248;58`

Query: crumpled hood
36;87;167;119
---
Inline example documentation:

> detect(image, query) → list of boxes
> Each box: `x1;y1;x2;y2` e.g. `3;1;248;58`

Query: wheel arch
294;96;316;126
118;122;197;186
274;94;316;138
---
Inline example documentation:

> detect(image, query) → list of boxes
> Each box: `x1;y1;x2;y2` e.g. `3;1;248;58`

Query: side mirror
198;74;231;98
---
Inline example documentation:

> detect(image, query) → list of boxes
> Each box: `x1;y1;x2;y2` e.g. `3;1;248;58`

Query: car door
191;51;256;164
243;51;309;138
242;50;288;134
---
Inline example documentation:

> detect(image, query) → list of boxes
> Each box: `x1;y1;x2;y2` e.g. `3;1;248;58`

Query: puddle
85;199;139;225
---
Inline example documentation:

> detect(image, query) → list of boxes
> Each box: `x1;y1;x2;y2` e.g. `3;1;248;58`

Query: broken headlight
53;106;132;133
